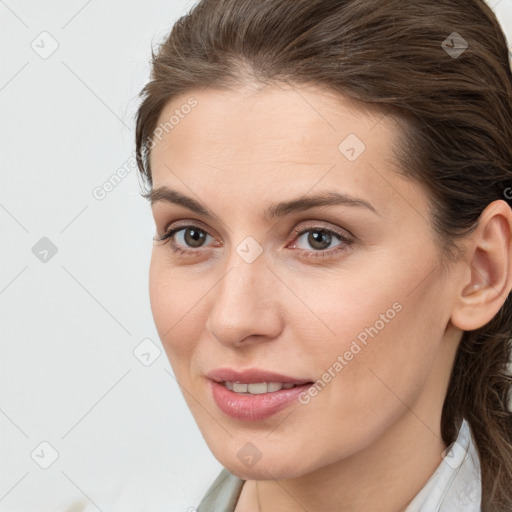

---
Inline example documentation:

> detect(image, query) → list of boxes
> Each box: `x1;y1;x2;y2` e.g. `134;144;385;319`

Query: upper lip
206;367;313;384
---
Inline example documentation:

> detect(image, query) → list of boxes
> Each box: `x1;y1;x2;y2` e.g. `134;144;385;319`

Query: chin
224;459;307;481
210;443;315;481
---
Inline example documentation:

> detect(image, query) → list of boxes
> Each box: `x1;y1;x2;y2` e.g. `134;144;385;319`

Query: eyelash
155;222;354;261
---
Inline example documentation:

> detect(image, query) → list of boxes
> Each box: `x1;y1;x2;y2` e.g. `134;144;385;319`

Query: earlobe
451;200;512;332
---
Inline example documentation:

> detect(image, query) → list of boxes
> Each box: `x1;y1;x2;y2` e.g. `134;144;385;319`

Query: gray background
0;0;511;510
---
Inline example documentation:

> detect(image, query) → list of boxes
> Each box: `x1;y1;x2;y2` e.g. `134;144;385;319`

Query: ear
451;199;512;331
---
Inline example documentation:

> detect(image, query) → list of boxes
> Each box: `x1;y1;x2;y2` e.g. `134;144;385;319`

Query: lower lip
210;380;313;421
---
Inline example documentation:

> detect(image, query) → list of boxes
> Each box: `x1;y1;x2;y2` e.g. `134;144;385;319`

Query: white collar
404;418;482;512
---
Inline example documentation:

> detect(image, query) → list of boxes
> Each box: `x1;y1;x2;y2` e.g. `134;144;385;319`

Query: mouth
221;380;309;394
206;368;315;421
206;367;312;386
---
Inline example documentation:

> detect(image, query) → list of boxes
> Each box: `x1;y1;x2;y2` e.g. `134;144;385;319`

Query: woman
134;0;512;510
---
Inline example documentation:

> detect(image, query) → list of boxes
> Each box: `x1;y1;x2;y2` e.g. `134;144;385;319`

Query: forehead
151;82;390;162
148;83;425;218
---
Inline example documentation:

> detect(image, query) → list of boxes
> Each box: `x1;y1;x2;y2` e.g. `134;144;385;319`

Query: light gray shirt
196;418;482;512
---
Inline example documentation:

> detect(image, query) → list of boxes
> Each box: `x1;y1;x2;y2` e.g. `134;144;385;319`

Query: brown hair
134;0;512;509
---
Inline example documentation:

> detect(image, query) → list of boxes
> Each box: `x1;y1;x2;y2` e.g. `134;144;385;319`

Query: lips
206;367;314;421
206;367;312;385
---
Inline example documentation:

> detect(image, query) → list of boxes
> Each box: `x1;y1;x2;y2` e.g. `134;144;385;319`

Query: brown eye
289;224;354;261
293;228;345;252
156;224;215;256
180;227;208;248
303;230;336;251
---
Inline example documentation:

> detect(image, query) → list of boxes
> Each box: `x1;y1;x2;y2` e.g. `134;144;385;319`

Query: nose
205;250;283;348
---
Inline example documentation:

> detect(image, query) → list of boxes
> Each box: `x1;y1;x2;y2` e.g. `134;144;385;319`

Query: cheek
148;252;170;338
148;252;202;364
290;257;445;407
285;263;404;354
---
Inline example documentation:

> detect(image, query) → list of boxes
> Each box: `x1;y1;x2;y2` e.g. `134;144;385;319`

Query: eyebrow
148;186;379;219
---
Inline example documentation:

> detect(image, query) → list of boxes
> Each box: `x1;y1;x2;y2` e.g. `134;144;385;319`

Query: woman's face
148;83;462;480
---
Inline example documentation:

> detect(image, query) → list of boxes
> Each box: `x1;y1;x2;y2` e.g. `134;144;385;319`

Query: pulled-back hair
134;1;512;509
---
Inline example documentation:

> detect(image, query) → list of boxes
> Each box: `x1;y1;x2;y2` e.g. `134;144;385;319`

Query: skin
147;81;512;511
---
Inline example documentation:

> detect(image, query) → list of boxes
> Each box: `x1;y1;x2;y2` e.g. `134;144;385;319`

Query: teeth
232;382;248;393
224;381;301;394
267;382;283;392
247;383;268;394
